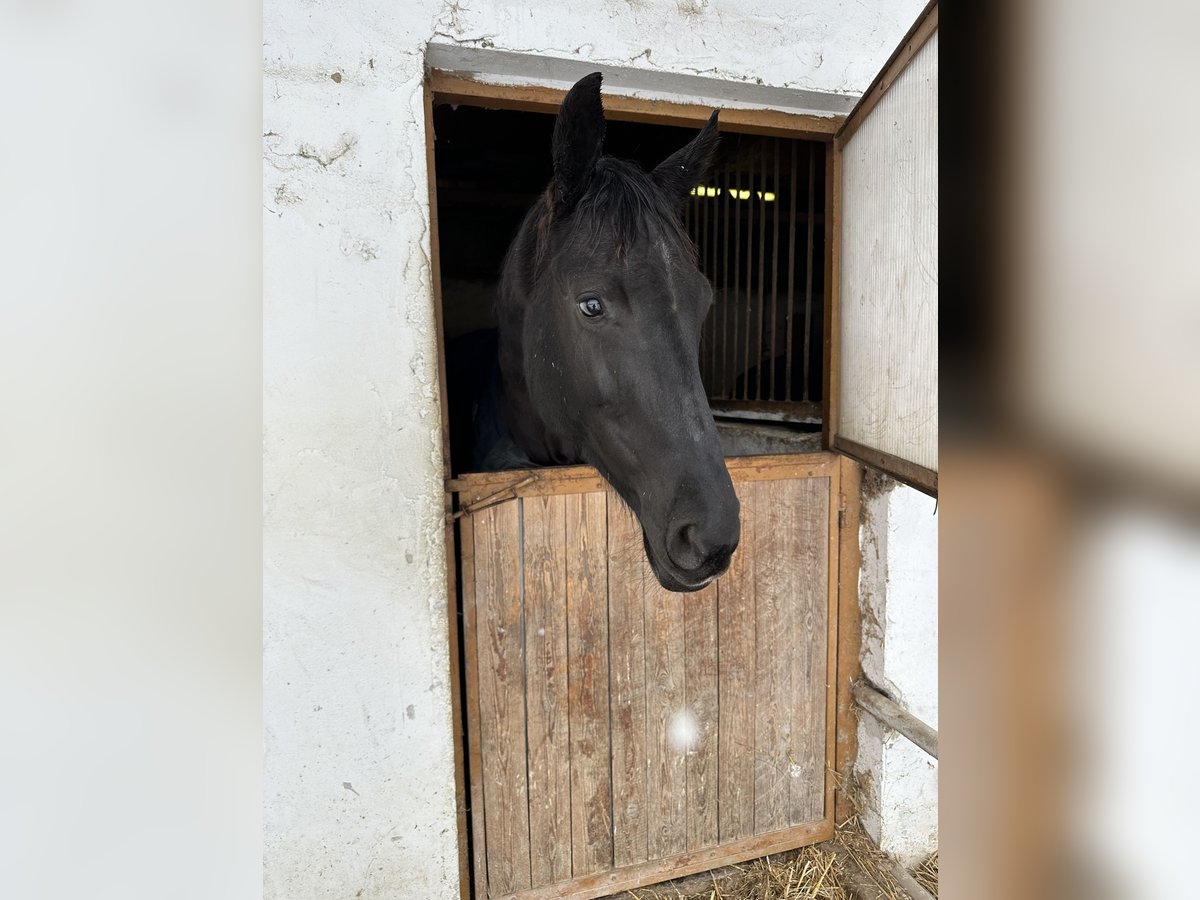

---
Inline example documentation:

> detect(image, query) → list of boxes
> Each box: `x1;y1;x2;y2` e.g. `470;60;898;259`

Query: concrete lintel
425;44;857;118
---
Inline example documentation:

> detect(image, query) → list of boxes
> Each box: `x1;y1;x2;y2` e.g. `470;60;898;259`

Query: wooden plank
835;1;939;149
459;514;491;896
834;458;863;825
684;580;719;850
451;468;608;502
717;480;757;842
565;492;613;876
824;464;842;826
449;453;840;502
788;477;830;825
832;435;938;497
607;498;648;868
486;819;833;900
752;479;794;834
522;494;572;887
429;71;843;139
643;540;688;859
473;500;532;895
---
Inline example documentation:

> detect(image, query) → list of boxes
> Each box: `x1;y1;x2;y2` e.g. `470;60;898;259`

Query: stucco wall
263;1;927;896
856;476;939;867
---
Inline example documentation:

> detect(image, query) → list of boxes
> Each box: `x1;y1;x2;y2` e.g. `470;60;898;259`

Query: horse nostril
667;521;736;575
667;523;706;572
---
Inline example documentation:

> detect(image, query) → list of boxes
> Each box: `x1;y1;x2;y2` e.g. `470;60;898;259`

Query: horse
456;71;740;593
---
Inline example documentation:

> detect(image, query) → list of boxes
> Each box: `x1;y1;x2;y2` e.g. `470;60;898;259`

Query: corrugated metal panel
838;31;939;472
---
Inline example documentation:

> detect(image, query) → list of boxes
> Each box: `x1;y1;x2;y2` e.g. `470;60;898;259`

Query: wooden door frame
423;72;864;899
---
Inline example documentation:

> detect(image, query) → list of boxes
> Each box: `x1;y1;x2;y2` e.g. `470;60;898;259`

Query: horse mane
517;157;696;282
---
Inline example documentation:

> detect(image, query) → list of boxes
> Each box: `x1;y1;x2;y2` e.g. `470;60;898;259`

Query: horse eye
578;296;604;318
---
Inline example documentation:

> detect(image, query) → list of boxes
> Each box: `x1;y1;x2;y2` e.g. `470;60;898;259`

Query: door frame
423;70;865;899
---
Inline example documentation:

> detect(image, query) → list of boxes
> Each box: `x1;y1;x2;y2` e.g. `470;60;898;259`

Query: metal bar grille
687;136;825;413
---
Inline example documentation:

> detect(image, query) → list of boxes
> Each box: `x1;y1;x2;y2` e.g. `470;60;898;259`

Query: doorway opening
433;102;828;477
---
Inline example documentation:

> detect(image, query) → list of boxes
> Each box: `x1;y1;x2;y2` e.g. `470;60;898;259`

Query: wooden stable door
455;453;850;900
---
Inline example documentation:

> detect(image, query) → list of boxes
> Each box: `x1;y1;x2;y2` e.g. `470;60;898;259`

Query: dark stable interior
433;102;826;476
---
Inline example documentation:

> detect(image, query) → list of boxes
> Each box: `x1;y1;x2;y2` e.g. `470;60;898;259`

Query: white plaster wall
856;717;938;869
262;1;927;897
857;476;938;867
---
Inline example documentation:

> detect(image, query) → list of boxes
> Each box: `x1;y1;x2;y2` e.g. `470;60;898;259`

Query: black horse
453;72;740;592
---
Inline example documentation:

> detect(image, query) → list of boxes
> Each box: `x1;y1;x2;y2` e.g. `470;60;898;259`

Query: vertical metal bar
705;169;715;391
785;141;798;402
701;176;710;389
769;138;781;401
742;148;754;401
803;142;816;402
732;158;742;400
755;141;767;401
721;165;731;398
700;177;710;391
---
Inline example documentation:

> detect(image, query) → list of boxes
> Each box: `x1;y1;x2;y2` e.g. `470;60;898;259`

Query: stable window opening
434;102;827;477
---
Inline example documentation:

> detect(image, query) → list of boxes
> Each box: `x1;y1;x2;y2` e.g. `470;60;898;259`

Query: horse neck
494;209;560;464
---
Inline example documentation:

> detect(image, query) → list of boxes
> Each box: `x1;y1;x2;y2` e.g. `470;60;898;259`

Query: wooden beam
448;452;841;506
833;457;863;825
486;819;833;900
831;436;938;497
852;680;939;760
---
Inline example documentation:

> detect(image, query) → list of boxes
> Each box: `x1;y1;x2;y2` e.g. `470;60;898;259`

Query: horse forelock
570;158;694;260
525;158;695;281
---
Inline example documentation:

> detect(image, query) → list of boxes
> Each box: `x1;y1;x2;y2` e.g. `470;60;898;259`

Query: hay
912;853;937;897
605;820;927;900
615;843;850;900
829;820;907;900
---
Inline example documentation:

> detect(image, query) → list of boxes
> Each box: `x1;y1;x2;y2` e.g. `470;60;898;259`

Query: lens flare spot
667;708;700;754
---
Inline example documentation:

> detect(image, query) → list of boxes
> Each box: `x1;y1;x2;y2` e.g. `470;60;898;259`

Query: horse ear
552;72;606;213
652;110;721;209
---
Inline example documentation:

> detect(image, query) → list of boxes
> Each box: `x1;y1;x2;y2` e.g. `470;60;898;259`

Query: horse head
496;72;740;592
